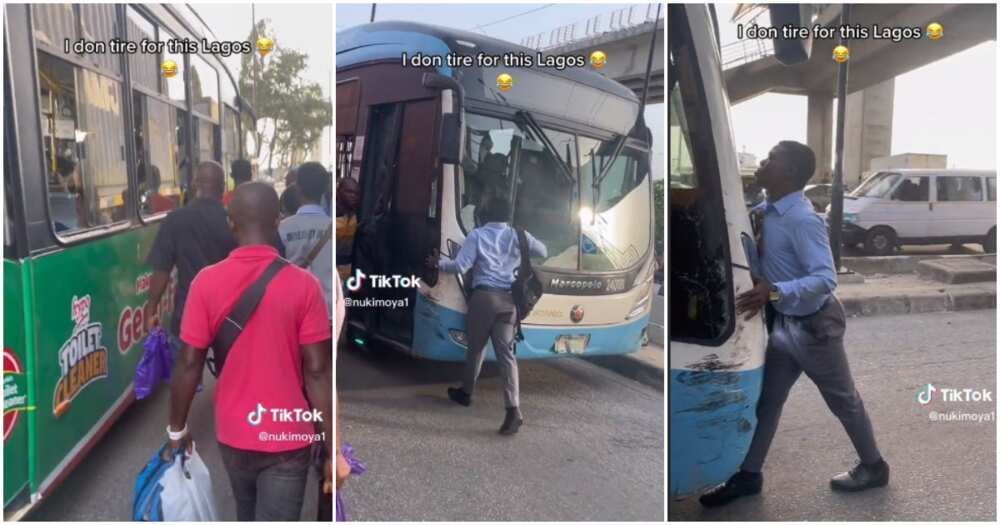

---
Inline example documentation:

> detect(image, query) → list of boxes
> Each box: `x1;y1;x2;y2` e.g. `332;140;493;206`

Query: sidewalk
838;273;996;317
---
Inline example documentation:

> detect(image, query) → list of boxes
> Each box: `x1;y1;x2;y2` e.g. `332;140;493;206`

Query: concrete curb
844;254;996;276
841;286;997;318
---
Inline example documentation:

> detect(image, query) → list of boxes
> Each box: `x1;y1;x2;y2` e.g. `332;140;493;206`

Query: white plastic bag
159;444;219;521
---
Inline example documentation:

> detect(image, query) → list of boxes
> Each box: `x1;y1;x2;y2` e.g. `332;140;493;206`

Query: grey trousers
741;296;882;473
463;289;519;408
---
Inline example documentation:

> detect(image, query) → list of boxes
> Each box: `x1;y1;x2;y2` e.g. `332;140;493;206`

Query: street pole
370;4;377;23
830;4;850;270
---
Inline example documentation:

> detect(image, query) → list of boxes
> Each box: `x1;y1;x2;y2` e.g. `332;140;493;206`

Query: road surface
26;372;323;521
669;310;996;521
337;345;664;521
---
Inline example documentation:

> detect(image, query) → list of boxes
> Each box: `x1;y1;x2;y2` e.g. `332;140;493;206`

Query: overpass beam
807;92;834;182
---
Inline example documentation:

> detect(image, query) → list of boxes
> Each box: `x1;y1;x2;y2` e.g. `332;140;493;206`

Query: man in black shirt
143;161;237;341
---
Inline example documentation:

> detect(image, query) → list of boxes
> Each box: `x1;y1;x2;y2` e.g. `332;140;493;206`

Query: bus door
353;97;442;348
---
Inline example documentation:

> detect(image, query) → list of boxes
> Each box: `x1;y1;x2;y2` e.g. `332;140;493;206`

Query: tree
239;20;331;174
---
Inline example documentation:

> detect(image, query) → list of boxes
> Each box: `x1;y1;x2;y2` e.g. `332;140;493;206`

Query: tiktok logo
916;384;937;405
247;402;266;426
346;269;366;292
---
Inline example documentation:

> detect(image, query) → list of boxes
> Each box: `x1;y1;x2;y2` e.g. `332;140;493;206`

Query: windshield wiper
514;110;575;185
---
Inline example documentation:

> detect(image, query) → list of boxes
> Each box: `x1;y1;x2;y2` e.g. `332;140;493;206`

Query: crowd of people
142;159;336;521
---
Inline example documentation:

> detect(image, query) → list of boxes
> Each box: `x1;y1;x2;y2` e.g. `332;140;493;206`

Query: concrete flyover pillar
807;92;834;183
844;78;894;189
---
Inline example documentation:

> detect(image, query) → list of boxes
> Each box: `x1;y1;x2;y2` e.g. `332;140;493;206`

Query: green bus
3;4;255;519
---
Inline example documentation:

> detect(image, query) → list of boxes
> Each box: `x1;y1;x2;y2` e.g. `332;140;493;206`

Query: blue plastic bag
132;443;180;521
336;443;366;522
135;327;173;400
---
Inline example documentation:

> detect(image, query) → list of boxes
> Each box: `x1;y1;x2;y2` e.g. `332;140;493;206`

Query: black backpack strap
516;227;531;273
514;227;530;343
207;257;289;376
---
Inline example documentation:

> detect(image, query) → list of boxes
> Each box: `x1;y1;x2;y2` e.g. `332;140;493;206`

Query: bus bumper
413;293;649;361
669;365;764;499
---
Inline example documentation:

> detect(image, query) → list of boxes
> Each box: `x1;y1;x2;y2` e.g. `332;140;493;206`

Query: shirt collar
230;245;278;259
766;190;805;216
296;203;326;215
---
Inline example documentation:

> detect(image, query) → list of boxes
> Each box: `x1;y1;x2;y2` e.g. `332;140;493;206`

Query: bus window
31;4;76;51
37;53;128;233
242;111;257;162
133;93;182;217
336;136;354;180
176;108;191;192
668;47;733;342
222;105;240;180
190;55;220;122
195;117;217;165
78;4;120;75
578;138;652;270
159;29;185;105
126;7;160;93
514;127;578;270
461;114;579;270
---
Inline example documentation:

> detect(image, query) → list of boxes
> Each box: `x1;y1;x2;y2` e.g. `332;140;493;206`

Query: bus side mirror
439;113;461;164
768;4;813;66
422;73;464;165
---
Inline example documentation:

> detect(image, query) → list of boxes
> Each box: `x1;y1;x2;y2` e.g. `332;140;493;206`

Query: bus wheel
983;228;996;254
864;227;896;256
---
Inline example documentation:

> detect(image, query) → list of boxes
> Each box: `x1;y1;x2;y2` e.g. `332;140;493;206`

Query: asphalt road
26;372;322;521
337;346;664;521
669;310;997;521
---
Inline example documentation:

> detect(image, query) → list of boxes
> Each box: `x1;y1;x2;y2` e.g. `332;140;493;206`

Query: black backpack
511;228;543;341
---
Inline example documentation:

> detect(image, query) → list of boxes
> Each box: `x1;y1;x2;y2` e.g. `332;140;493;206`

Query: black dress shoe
699;471;763;507
830;459;889;492
447;387;471;407
499;407;523;435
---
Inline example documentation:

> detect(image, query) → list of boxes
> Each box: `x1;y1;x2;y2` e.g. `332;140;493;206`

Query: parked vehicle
834;169;997;255
804;183;832;213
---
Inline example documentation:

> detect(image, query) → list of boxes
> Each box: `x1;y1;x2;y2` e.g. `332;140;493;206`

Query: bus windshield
459;113;651;272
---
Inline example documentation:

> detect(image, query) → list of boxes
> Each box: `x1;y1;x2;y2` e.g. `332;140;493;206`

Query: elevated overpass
723;3;996;185
519;4;664;104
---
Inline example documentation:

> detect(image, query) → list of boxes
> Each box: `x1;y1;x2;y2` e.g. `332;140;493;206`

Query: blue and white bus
668;4;766;498
335;21;656;360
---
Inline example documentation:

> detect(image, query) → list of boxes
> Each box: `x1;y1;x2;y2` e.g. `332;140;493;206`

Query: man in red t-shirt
165;182;332;521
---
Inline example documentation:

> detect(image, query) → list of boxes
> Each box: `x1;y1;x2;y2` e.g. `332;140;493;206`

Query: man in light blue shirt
701;141;887;507
427;196;547;435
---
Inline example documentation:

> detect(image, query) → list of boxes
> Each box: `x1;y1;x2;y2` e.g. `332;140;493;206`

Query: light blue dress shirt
438;222;548;289
758;191;837;316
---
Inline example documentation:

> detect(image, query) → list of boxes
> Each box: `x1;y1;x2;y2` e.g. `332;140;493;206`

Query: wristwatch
768;285;781;303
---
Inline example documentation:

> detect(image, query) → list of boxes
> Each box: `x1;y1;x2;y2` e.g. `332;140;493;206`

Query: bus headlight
626;288;652;320
448;329;469;348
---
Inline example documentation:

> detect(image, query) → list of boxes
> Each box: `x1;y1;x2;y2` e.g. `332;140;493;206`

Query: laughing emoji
496;72;513;92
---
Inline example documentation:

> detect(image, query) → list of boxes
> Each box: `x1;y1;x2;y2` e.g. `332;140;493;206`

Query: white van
837;169;997;255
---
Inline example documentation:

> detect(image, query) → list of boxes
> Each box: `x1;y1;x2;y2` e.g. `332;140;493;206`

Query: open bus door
342;68;450;351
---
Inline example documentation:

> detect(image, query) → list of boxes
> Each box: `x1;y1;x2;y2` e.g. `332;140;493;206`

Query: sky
336;3;665;180
194;3;333;165
717;4;997;170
